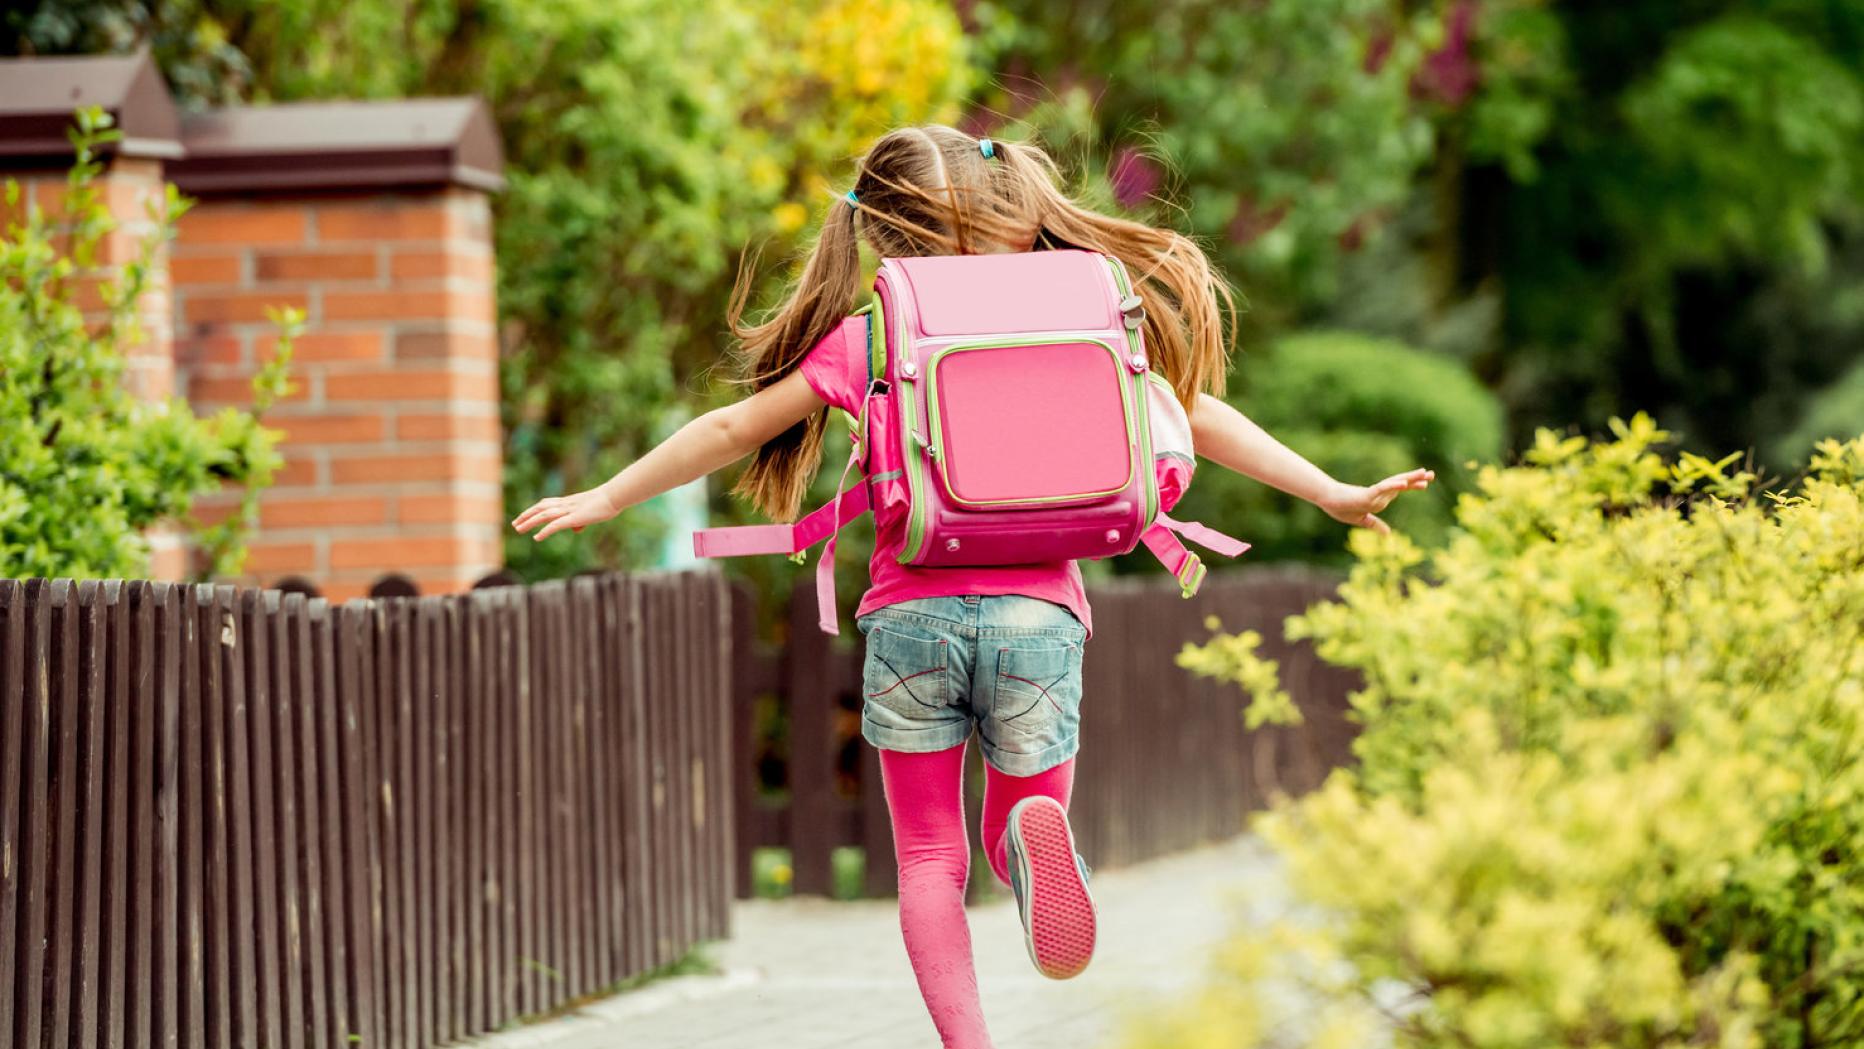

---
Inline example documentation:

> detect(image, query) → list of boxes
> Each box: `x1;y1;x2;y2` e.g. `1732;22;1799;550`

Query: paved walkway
473;834;1291;1049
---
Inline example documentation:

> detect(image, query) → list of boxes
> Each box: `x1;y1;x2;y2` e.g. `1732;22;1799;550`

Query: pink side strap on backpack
692;371;876;635
691;480;867;635
1139;513;1250;598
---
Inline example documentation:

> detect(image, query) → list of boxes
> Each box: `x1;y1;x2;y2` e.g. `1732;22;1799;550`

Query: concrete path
472;834;1291;1049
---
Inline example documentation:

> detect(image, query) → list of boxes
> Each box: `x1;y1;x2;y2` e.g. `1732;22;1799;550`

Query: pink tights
877;740;1077;1049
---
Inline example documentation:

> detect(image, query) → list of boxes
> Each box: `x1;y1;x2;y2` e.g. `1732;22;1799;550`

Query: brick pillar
172;187;503;601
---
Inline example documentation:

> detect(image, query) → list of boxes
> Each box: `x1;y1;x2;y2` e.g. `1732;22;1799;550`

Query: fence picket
73;581;110;1049
100;582;131;1049
46;579;83;1049
0;581;23;1046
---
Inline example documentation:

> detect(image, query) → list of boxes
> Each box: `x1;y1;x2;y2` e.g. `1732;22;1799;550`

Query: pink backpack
694;249;1248;634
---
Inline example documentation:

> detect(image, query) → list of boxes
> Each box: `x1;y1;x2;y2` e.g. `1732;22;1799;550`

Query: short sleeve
797;315;869;416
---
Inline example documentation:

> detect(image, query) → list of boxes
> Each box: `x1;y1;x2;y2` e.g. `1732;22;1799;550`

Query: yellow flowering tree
750;0;972;235
1153;421;1864;1049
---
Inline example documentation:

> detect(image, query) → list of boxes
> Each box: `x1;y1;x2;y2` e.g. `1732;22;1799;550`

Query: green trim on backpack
868;291;887;387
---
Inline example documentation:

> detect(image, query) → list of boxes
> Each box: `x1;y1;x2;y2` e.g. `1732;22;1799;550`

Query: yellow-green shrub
1149;418;1864;1049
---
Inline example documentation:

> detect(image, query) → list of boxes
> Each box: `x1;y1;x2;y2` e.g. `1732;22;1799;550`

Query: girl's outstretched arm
1188;392;1433;533
512;370;827;541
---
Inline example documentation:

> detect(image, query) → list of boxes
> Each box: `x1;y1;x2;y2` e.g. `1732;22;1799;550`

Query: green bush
1777;360;1864;469
0;108;292;579
1163;330;1504;567
1149;417;1864;1049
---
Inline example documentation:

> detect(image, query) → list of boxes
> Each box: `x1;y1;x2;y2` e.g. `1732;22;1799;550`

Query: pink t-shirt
799;317;1094;636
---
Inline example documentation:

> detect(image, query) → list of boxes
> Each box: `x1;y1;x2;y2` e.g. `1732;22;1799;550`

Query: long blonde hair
728;124;1236;520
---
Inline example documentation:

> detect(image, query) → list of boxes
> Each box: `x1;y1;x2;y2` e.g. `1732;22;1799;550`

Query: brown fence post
614;575;649;982
785;583;836;898
859;736;895;898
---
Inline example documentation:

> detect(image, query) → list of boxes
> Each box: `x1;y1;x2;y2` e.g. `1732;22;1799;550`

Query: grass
750;845;867;899
750;844;1012;903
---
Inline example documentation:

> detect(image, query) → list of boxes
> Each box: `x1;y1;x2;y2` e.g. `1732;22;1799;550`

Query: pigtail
728;197;863;521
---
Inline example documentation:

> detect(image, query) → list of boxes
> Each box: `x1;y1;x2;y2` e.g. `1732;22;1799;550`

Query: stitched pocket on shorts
991;639;1083;754
862;622;951;717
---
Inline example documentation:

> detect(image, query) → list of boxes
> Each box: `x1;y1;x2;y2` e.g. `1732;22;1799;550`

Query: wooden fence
733;566;1359;900
0;571;732;1049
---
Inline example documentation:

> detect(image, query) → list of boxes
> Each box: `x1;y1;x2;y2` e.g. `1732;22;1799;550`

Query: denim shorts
854;595;1088;777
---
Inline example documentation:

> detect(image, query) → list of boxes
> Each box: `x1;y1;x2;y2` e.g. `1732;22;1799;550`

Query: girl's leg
980;756;1076;888
878;740;995;1049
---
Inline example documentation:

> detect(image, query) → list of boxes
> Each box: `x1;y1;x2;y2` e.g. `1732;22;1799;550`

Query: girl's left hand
1316;468;1435;534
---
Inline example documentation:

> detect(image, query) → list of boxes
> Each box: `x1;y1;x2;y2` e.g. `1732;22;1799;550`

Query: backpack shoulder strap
867;291;887;387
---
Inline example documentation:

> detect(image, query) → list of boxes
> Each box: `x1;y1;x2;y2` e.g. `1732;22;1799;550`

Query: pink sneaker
1003;795;1097;979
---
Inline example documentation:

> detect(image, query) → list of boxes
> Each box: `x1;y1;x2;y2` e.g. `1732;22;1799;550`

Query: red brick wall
172;187;504;601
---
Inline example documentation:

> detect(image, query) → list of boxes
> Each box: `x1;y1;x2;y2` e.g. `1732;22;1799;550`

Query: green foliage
1165;331;1503;567
1777;359;1864;468
0;107;291;578
1471;5;1864;450
1620;17;1862;274
1151;420;1864;1048
974;0;1435;313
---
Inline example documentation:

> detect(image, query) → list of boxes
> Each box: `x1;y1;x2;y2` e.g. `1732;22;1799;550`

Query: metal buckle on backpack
1176;554;1207;598
1119;292;1146;332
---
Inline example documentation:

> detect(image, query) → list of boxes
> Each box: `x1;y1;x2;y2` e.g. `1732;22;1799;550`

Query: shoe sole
1007;797;1096;980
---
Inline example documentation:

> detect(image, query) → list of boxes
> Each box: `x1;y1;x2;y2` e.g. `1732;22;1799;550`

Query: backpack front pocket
924;339;1138;510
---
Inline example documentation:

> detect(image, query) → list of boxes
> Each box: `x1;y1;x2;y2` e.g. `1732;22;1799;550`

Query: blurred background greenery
8;0;1860;583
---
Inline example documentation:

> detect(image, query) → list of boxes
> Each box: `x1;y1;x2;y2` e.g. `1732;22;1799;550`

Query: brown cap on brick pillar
0;50;183;165
170;98;504;195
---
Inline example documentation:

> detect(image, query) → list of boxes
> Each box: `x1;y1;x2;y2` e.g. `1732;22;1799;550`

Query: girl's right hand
1315;469;1435;534
511;486;622;541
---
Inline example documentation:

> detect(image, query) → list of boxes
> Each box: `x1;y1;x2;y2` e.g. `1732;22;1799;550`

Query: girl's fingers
518;503;571;534
1376;470;1432;494
534;514;575;541
512;499;556;530
1360;513;1390;534
534;504;600;541
512;506;549;532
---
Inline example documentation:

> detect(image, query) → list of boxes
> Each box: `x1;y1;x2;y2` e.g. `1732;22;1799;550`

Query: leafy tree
1464;4;1864;452
0;107;292;579
969;0;1435;325
1161;419;1864;1048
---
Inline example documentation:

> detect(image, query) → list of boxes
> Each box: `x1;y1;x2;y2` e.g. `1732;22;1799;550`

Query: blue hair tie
845;188;859;205
978;137;995;159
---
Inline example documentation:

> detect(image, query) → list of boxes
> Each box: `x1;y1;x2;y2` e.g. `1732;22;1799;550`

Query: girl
513;125;1432;1049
